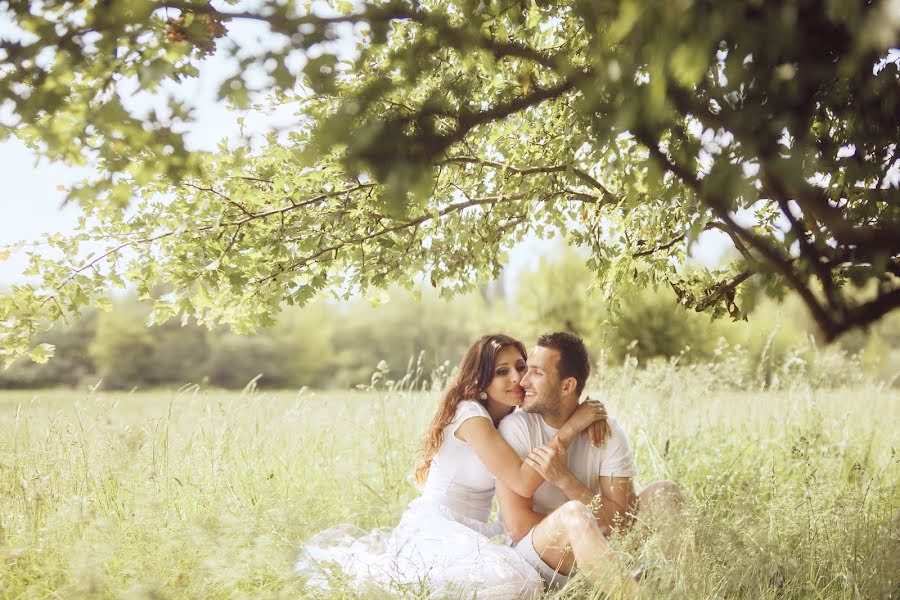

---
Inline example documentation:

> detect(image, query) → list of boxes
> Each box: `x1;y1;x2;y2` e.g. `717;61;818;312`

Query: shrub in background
88;298;210;389
606;286;723;365
511;246;610;354
0;310;98;388
328;287;491;388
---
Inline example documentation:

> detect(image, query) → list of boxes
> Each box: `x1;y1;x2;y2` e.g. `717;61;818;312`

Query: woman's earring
478;391;487;401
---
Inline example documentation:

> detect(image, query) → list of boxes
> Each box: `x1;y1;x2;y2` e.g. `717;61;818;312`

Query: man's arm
495;480;545;543
526;444;637;536
555;473;636;535
595;475;637;533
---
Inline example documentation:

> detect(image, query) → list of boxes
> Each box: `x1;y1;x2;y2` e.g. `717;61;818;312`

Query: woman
297;334;608;598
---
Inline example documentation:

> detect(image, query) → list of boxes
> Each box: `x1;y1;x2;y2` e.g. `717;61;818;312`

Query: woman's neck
484;398;513;426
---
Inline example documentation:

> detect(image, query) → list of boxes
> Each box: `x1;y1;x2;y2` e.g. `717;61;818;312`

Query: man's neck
540;395;578;430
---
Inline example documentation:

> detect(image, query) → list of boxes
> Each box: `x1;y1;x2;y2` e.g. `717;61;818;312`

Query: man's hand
524;439;572;487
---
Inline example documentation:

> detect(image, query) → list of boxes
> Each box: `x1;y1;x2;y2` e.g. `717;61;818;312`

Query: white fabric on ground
296;401;543;599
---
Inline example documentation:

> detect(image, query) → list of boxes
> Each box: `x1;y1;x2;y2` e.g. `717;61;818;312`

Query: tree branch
840;287;900;339
774;196;840;311
183;183;254;218
404;8;561;71
455;72;588;137
633;233;687;258
633;129;839;336
694;270;755;313
39;229;177;308
761;165;900;254
434;156;618;202
667;87;900;257
166;1;563;71
707;222;754;262
40;181;378;305
217;182;378;227
254;189;592;286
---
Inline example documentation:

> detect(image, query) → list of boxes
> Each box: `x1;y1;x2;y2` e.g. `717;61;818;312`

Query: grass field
1;365;898;599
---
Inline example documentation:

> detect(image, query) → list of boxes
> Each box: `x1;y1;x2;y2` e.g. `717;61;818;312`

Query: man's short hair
536;332;591;396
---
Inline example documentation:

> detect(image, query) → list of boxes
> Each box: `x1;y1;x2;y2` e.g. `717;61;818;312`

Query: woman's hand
586;418;611;448
558;397;611;448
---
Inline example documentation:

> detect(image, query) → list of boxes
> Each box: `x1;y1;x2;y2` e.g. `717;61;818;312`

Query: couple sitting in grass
297;332;684;598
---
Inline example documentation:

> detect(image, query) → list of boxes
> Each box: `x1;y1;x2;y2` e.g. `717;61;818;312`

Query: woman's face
484;345;527;407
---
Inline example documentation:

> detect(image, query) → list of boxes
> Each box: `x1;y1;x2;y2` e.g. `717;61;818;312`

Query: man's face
519;346;563;416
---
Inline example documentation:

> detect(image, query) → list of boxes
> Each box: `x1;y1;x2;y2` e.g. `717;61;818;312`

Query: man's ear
561;376;578;396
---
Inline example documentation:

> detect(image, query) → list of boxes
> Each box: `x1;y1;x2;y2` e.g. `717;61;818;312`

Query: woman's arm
556;399;611;448
455;402;611;498
454;417;545;498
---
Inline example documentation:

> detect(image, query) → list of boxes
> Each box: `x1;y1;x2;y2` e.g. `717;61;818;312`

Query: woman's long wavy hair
414;334;527;485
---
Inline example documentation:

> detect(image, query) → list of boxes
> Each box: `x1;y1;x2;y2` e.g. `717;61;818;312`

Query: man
496;332;682;591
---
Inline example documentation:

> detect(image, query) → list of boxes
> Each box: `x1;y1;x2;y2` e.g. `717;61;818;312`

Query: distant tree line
0;287;489;390
3;248;897;390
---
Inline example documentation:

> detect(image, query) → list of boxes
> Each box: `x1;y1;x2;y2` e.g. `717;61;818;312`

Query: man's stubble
520;387;562;422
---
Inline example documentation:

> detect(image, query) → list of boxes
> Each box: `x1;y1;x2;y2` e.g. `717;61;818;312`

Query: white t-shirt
497;411;638;516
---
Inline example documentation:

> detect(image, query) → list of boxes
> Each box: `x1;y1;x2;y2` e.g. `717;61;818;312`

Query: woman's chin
494;393;524;407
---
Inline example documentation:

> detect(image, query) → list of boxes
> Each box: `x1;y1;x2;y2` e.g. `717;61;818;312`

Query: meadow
1;360;898;599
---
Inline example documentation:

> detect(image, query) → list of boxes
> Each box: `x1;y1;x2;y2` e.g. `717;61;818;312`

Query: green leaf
28;343;55;364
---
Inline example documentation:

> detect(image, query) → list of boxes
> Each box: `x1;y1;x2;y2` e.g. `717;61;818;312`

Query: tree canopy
1;0;898;364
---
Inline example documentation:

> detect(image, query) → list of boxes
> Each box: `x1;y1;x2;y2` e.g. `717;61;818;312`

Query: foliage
85;295;334;389
2;0;898;366
607;287;723;364
509;244;730;365
0;310;97;388
203;302;336;389
855;310;900;385
511;243;610;353
1;368;897;597
87;296;209;389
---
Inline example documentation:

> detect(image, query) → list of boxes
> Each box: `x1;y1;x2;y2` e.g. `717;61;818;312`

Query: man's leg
633;480;691;559
635;480;684;518
527;501;639;596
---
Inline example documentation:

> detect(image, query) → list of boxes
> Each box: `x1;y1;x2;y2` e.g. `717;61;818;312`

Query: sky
0;140;86;272
0;10;733;287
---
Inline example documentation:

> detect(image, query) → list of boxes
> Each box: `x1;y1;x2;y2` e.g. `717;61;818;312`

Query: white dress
296;401;544;598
